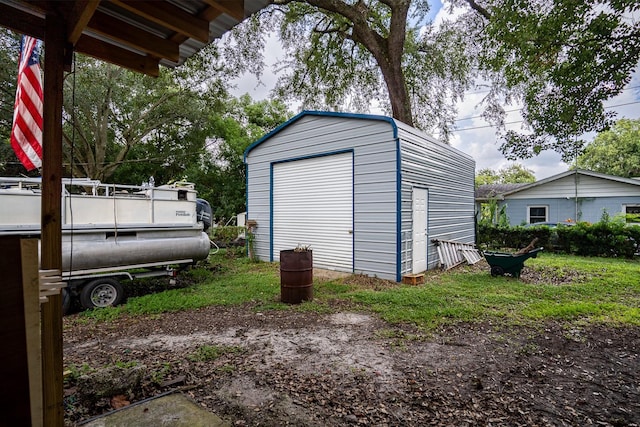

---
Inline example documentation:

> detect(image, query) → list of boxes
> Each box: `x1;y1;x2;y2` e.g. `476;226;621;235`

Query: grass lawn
81;251;640;330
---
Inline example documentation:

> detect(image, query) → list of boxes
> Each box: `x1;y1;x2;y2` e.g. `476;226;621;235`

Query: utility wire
459;83;640;100
455;85;640;122
453;99;640;132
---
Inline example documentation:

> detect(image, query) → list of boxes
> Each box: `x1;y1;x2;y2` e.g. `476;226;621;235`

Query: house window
624;205;640;223
528;206;548;224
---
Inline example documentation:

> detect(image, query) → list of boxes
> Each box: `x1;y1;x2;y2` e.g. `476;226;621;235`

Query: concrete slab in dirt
80;393;230;427
314;268;350;280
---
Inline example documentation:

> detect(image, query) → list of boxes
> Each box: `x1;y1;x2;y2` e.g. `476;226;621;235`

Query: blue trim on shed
246;110;403;281
244;110;398;161
394;132;402;282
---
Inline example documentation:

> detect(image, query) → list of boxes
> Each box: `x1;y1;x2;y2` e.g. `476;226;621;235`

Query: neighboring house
244;111;475;281
476;169;640;226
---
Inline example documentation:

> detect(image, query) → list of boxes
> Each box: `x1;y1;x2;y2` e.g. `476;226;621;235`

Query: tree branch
463;0;491;19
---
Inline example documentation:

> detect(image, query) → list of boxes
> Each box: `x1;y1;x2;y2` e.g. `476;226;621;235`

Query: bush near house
478;220;640;258
477;224;552;250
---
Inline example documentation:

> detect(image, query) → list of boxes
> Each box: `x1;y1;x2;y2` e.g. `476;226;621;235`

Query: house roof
476;169;640;200
0;0;270;77
500;169;640;197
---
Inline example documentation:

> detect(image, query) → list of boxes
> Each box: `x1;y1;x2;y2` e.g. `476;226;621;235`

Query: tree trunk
380;0;413;127
376;50;413;127
302;0;415;126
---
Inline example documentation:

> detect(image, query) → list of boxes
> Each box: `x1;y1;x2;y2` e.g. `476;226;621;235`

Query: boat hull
61;229;211;271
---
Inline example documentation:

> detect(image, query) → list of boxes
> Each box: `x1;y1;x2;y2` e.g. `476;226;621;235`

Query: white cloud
228;34;282;100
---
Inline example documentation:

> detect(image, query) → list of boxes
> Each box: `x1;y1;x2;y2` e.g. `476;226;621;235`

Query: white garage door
273;152;353;271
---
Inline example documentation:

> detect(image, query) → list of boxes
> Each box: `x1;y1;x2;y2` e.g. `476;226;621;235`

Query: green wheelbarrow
483;247;543;278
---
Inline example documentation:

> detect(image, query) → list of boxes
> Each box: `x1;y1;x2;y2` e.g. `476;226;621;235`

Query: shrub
477;223;550;250
477;221;640;258
209;226;245;247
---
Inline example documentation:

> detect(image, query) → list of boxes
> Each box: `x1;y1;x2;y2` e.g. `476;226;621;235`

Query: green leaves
63;56;208;182
576;118;640;178
475;0;640;160
185;95;292;221
230;0;473;137
475;164;535;186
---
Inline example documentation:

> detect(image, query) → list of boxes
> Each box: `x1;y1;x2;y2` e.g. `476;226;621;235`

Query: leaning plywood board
0;237;33;425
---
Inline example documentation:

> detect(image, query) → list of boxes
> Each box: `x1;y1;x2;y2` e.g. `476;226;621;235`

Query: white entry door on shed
412;187;428;273
272;152;354;271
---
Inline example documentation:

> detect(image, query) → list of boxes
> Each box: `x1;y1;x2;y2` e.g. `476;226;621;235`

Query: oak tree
462;0;640;160
576;118;640;178
228;0;473;138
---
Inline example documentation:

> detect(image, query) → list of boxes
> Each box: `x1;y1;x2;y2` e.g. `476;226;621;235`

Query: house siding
396;123;476;272
496;171;640;226
506;173;640;199
503;196;640;224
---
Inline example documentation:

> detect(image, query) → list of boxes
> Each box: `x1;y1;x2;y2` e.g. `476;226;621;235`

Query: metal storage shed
244;111;476;281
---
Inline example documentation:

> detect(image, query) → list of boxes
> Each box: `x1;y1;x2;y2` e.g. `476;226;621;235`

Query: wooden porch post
41;13;65;427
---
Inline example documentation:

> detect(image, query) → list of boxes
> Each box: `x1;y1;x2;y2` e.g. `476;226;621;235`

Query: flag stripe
19;86;43;130
11;35;43;171
14;114;43;156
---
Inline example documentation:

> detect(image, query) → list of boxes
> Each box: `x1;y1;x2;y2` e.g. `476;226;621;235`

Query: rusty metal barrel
279;249;313;303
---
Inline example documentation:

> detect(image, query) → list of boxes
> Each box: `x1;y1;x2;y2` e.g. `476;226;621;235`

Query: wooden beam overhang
75;35;161;76
65;0;100;44
110;0;210;44
0;3;45;39
87;10;180;62
0;0;261;77
203;0;245;21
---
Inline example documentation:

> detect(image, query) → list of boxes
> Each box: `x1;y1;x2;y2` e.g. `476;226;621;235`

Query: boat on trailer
0;176;213;311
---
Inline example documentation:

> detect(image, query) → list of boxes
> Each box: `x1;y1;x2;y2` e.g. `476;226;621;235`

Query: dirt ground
63;264;640;427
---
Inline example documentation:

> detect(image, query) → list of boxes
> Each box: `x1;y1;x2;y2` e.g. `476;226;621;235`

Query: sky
229;2;640;180
448;72;640;179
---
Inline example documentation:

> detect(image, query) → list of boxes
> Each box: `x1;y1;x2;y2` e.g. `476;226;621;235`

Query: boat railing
1;177;199;230
0;177;195;199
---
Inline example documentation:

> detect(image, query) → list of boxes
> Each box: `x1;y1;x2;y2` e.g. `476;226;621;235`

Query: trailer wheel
62;288;72;315
80;278;124;309
490;266;505;277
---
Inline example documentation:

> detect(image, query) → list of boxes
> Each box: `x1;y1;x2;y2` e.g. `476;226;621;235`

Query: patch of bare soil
63;266;639;426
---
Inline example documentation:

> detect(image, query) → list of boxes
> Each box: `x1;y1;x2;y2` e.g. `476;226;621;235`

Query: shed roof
245;110;398;159
244;110;473;161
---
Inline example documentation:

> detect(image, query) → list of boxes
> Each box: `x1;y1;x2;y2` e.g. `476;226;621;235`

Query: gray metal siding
397;123;476;273
246;114;399;280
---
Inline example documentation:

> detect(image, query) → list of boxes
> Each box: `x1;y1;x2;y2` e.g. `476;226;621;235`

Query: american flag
11;35;43;171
